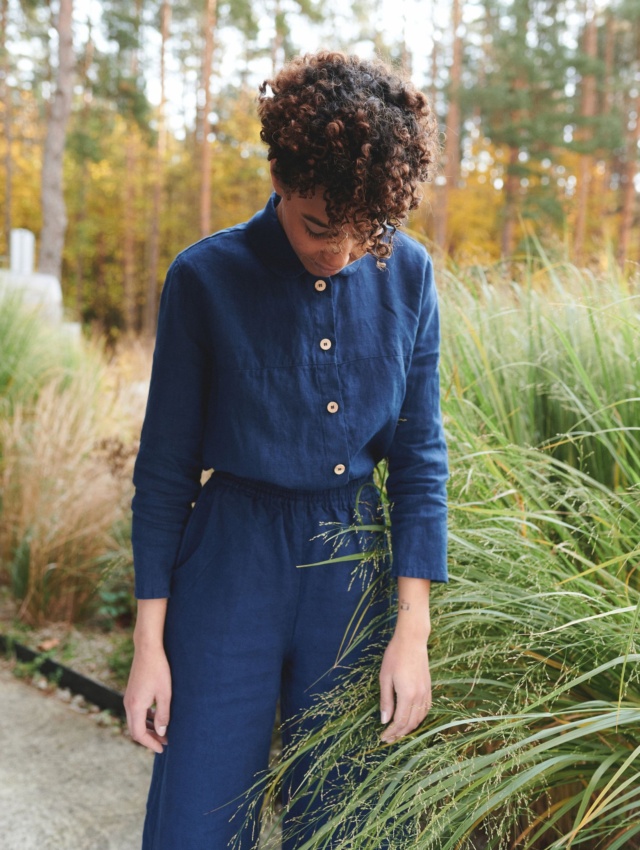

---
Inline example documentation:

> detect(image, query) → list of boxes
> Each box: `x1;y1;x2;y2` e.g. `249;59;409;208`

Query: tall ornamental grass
0;295;134;625
245;258;640;850
440;254;639;489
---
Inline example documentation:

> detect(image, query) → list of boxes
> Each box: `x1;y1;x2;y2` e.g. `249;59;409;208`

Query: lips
314;262;344;276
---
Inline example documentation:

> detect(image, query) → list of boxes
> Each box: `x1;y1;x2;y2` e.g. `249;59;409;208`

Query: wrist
133;597;168;650
133;630;166;652
393;614;431;644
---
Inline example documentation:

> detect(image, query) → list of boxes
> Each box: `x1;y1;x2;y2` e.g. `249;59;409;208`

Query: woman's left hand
379;629;431;743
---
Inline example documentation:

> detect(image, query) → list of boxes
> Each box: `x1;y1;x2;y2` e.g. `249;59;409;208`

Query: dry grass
0;371;132;624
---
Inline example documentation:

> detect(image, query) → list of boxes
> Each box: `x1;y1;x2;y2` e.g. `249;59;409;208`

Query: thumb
379;672;395;725
154;690;171;737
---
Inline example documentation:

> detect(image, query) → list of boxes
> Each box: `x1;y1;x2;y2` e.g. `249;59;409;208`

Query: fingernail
381;711;389;724
157;725;167;736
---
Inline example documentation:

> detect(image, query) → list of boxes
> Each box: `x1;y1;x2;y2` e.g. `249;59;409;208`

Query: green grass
244;256;640;850
440;256;640;489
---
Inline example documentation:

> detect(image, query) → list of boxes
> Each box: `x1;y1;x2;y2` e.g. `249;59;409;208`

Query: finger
137;728;166;754
381;696;416;742
126;702;165;754
145;710;168;745
153;690;171;738
404;701;429;734
379;671;395;726
394;690;432;739
382;687;433;741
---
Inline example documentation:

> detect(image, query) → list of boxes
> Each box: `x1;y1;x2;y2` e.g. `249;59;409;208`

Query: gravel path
0;663;152;850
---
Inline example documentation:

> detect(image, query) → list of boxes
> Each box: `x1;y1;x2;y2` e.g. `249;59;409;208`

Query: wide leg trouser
141;471;392;850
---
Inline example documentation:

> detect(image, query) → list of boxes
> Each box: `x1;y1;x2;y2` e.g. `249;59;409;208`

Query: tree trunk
573;10;597;264
122;135;137;333
38;0;74;280
501;146;520;258
271;0;283;78
0;0;12;263
74;27;94;320
617;87;639;268
400;16;412;77
595;10;615;219
144;0;170;337
429;23;438;111
198;0;217;238
434;0;462;254
122;0;143;334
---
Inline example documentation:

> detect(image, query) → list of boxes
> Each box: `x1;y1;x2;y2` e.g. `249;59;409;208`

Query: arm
124;599;171;753
379;253;448;741
379;577;431;743
131;255;211;599
125;255;211;749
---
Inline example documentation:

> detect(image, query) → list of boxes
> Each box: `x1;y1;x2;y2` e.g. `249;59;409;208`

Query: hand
379;630;431;744
124;643;172;754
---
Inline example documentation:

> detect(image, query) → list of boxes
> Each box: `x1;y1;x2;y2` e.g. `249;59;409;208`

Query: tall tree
466;0;572;256
0;0;12;262
615;0;640;266
38;0;75;279
198;0;217;237
102;0;152;332
69;16;95;318
434;0;462;254
269;0;322;76
573;4;598;262
144;0;171;336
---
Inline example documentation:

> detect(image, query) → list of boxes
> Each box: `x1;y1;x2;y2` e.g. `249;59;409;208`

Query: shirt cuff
388;511;448;582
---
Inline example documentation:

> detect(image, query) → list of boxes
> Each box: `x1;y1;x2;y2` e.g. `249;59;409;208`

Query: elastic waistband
211;470;379;507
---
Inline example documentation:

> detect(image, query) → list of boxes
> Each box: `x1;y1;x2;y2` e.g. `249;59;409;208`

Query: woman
125;50;449;849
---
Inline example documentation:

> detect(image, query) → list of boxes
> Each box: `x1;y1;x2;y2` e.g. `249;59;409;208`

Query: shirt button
314;279;327;292
334;463;346;475
320;338;332;350
327;401;339;413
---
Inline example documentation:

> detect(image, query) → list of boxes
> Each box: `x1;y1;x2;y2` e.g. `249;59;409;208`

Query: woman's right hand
124;643;172;753
124;598;172;754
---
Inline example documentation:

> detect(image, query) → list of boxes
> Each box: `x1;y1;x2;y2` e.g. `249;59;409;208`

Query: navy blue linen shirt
131;193;449;599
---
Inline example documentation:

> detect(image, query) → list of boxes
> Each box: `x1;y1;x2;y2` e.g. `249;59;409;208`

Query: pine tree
38;0;75;279
464;0;573;256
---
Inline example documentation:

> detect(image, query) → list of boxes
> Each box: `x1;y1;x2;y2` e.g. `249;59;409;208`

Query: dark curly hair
258;51;439;259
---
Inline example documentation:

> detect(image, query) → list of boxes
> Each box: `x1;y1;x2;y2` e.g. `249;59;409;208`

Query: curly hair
258;51;439;259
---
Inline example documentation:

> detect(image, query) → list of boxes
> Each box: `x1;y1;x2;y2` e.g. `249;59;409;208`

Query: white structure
0;228;64;324
11;229;37;274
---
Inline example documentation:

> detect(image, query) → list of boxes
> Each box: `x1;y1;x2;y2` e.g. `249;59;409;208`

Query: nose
324;234;362;266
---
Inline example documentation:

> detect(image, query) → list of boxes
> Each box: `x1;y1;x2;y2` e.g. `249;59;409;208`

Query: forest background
1;0;639;338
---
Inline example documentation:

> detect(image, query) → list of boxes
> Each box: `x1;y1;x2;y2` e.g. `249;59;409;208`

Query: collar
245;192;366;279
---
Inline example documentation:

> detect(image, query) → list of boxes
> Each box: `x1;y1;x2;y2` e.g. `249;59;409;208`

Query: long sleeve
385;256;449;581
131;256;211;599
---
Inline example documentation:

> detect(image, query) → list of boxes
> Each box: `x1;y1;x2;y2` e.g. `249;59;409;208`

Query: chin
313;261;345;275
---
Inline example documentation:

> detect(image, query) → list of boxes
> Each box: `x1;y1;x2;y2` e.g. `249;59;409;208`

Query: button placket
309;274;349;479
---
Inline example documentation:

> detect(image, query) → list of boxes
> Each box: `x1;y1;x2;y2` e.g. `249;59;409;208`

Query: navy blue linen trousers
141;472;391;849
